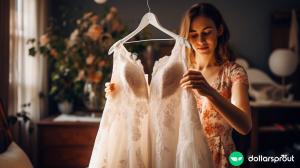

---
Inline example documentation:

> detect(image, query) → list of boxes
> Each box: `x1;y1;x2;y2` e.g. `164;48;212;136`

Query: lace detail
132;101;147;141
119;159;127;168
130;53;144;73
152;55;169;77
158;96;178;131
136;148;146;168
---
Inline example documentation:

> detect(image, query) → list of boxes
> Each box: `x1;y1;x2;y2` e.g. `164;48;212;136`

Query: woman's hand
104;82;117;98
180;69;215;98
181;70;252;135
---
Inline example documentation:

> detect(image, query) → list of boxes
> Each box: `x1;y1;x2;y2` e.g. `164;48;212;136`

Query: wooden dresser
37;117;99;168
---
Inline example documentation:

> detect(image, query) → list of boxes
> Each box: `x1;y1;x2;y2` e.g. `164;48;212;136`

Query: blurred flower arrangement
28;6;147;112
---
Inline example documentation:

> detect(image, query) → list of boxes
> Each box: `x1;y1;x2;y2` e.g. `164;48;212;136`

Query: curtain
0;0;10;109
9;0;48;165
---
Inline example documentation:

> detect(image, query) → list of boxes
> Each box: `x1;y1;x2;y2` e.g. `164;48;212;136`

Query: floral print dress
194;61;249;168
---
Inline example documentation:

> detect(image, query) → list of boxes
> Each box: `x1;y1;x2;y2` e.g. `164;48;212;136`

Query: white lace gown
88;37;213;168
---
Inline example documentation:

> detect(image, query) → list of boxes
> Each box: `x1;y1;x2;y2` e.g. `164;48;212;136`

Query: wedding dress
88;37;213;168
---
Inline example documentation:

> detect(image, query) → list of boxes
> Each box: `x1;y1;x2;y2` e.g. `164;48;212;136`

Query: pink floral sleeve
230;63;249;86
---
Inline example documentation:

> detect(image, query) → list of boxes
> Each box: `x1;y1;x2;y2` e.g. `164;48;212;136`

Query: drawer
39;146;94;168
39;125;98;147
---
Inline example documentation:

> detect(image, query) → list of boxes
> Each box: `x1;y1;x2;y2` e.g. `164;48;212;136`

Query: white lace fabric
89;37;213;168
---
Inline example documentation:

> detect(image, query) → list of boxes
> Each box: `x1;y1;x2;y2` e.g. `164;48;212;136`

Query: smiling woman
178;3;251;167
180;3;233;68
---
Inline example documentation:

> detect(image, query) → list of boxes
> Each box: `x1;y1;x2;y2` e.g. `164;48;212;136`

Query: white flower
70;29;79;41
67;29;79;48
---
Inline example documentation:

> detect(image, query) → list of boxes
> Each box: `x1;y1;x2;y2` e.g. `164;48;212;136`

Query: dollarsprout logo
229;151;244;166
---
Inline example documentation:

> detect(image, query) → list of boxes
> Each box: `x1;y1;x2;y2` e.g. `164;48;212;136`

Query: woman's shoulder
221;61;248;85
221;61;248;83
222;61;246;74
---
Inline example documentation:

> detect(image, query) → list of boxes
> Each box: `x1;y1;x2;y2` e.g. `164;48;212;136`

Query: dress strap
178;37;189;71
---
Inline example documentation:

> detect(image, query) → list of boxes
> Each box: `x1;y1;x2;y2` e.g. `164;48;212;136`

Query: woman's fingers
180;75;203;85
104;87;111;93
181;81;204;88
182;69;203;77
181;84;202;89
180;70;214;97
105;82;110;87
104;82;116;94
180;70;204;84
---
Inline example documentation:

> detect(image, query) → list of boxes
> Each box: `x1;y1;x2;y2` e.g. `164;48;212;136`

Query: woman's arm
180;69;252;135
208;82;252;135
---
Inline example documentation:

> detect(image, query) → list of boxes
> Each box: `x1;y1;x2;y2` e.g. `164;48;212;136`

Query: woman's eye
202;31;212;36
189;34;198;39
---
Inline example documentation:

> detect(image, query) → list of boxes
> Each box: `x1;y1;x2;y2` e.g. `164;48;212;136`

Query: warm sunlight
1;0;299;168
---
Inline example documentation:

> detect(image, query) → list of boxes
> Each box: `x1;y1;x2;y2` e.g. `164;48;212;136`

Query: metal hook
146;0;151;13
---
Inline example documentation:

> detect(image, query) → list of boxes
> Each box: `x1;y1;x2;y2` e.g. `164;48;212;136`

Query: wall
49;0;300;97
49;0;300;70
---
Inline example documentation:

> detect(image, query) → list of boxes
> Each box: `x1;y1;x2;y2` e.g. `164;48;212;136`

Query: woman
105;3;251;168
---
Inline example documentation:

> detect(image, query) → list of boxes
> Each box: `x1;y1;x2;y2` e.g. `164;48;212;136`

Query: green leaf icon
229;151;244;166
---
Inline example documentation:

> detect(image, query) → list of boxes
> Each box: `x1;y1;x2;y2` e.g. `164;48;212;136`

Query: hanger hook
147;0;151;13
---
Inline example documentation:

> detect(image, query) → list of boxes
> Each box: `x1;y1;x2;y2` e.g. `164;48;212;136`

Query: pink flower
86;24;103;41
86;54;95;65
39;34;49;46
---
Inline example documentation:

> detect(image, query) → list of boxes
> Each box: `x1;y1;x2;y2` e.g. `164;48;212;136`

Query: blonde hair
179;3;234;68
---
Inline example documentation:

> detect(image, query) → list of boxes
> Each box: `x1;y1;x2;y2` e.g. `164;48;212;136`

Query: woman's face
188;16;219;56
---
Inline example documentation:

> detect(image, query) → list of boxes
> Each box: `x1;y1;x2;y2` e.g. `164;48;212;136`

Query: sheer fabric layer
89;38;213;168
